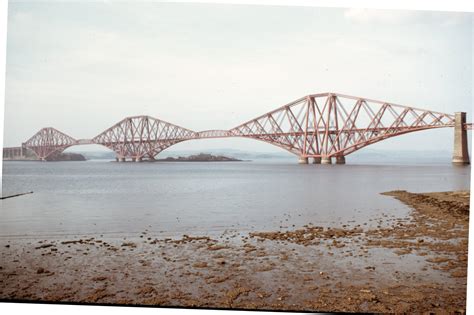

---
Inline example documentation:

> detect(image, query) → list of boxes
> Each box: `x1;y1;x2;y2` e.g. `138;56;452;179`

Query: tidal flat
0;190;469;313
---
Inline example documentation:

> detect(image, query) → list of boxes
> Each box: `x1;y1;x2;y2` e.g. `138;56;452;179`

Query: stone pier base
321;157;332;164
298;157;309;164
335;156;346;164
312;157;321;164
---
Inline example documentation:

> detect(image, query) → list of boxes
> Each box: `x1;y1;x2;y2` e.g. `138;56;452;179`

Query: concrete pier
135;157;142;162
321;157;332;164
335;156;346;164
298;157;309;164
118;157;126;162
312;157;321;164
452;112;470;165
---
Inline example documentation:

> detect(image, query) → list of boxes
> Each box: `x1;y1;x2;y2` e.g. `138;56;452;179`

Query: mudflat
0;190;469;312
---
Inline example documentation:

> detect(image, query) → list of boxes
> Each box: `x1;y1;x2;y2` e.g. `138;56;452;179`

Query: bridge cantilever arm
331;93;456;116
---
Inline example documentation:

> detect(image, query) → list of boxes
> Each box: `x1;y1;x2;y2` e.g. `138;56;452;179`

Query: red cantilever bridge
18;93;471;165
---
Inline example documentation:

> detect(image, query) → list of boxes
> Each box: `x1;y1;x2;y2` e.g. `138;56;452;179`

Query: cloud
343;8;470;26
343;8;420;24
3;3;472;152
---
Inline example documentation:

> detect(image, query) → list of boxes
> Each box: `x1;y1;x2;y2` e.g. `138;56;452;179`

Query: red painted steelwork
22;93;463;161
23;127;77;160
196;130;233;138
229;93;456;159
92;116;196;160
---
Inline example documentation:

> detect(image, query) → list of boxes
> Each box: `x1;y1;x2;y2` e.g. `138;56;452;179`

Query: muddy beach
0;190;469;313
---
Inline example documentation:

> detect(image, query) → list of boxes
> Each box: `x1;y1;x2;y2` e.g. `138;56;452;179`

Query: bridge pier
312;157;321;164
321;157;332;164
1;147;24;159
135;157;142;162
117;157;126;162
452;112;470;165
335;156;346;164
298;157;309;164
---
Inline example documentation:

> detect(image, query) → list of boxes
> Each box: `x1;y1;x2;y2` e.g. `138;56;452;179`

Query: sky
3;1;473;153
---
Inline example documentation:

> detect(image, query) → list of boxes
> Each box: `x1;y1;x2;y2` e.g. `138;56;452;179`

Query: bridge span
5;93;471;165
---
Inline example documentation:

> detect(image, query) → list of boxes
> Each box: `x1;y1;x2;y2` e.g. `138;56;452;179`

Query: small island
47;152;87;161
155;153;242;162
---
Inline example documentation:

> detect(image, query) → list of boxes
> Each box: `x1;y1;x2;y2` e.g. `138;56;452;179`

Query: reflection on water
0;161;470;238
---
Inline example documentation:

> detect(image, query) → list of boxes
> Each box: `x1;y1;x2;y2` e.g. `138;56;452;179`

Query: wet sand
0;190;469;312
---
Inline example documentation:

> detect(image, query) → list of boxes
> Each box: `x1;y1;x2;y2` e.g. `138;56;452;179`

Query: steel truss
23;127;77;160
92;116;196;160
229;93;455;158
22;93;461;161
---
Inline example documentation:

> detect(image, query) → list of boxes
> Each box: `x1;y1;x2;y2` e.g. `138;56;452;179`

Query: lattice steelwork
21;93;465;162
92;116;196;160
24;127;77;160
230;93;455;159
196;130;233;138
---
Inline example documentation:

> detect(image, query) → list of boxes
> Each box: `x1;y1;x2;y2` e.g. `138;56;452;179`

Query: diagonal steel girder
22;93;460;160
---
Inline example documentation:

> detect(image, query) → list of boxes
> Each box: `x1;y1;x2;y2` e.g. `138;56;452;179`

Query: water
0;161;471;238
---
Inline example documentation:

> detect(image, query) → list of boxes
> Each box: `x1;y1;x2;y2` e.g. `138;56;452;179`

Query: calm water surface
0;161;471;238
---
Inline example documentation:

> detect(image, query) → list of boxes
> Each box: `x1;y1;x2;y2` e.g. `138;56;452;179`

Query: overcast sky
3;1;473;153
